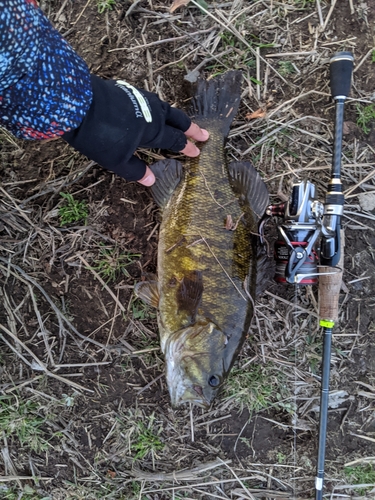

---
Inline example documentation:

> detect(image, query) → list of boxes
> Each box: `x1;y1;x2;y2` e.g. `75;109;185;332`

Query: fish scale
158;123;253;355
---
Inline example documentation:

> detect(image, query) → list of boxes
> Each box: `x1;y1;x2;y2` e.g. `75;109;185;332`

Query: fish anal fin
177;271;203;322
150;159;183;209
246;242;275;297
134;280;159;308
228;161;269;221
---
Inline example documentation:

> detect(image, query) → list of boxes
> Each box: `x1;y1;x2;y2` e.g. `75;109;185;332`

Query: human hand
138;123;209;186
63;76;210;186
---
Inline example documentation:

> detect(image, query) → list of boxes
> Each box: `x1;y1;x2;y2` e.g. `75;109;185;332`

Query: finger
185;122;209;142
180;140;200;157
164;105;191;132
137;166;156;186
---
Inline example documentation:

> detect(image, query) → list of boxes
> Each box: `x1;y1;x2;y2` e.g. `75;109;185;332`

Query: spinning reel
265;181;323;285
261;51;353;287
263;177;342;285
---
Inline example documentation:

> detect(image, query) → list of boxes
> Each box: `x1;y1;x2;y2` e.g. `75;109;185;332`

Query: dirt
1;1;375;499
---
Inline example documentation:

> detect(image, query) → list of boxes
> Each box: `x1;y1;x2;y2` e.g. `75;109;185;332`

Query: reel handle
330;52;354;100
319;230;345;322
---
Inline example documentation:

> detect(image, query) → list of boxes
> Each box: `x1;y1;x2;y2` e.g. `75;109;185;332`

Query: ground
1;0;375;499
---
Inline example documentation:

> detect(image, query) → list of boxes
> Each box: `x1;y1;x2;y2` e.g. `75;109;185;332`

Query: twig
53;362;111;369
54;0;70;21
349;433;375;443
354;47;375;73
132;459;232;481
264;291;319;318
29;283;55;366
0;476;53;482
137;373;164;394
72;0;91;25
322;0;338;31
190;403;195;443
125;0;143;17
345;456;375;467
256;46;261;101
316;0;324;27
266;50;317;58
4;376;43;393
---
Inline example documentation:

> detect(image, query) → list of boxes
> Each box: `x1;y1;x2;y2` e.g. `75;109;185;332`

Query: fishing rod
260;51;354;496
315;51;353;500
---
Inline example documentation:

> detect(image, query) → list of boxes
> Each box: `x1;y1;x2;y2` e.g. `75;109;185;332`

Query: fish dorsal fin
134;280;160;308
177;271;203;323
228;161;269;221
150;159;184;209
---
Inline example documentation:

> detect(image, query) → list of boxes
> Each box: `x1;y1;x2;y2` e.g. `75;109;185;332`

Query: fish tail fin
192;71;242;136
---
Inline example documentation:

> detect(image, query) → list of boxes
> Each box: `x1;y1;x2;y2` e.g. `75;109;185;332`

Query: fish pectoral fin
177;271;203;321
149;159;184;209
228;161;269;221
134;280;160;308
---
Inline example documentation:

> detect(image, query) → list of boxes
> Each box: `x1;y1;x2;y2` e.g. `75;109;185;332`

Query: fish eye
208;375;221;387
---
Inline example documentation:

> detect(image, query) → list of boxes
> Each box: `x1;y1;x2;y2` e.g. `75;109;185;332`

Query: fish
135;71;270;408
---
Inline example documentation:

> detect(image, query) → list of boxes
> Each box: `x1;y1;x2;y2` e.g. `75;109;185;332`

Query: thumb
180;141;201;157
137;166;155;186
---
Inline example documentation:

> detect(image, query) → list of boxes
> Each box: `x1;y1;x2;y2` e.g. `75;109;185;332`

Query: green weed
0;484;51;500
356;103;375;134
131;416;164;460
223;362;289;413
97;0;116;14
278;61;296;77
372;50;375;63
93;244;141;282
0;395;49;452
277;452;287;464
131;298;156;321
293;0;315;7
344;464;375;495
59;192;89;226
193;0;209;12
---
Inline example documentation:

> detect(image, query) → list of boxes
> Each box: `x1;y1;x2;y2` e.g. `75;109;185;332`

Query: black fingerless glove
63;75;191;181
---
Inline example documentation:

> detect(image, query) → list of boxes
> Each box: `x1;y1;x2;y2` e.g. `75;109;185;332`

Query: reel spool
266;181;323;285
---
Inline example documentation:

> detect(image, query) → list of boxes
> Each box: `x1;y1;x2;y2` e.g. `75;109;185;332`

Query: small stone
358;192;375;212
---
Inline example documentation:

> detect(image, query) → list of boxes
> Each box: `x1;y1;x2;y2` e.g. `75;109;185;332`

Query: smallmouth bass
135;71;270;407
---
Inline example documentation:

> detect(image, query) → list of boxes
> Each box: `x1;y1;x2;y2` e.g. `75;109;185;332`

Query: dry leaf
170;0;190;13
245;108;266;120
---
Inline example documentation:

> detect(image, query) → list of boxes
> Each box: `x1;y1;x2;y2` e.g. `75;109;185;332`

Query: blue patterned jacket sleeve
0;0;92;140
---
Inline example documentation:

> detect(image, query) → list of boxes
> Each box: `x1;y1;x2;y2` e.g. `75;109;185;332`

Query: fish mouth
170;389;211;409
169;377;216;409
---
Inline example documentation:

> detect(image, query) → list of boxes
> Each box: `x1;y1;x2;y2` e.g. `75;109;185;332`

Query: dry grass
1;0;375;499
